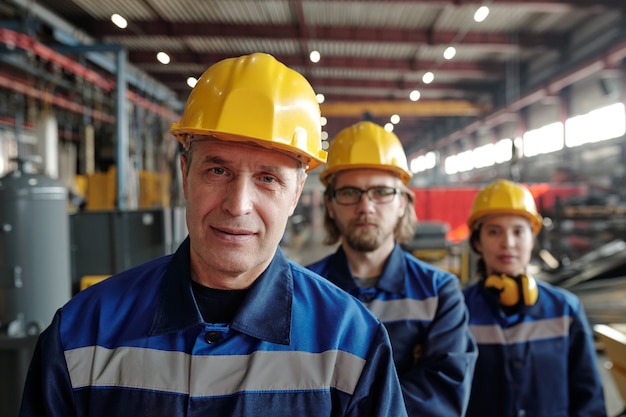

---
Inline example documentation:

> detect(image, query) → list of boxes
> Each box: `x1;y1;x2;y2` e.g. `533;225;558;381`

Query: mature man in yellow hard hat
463;179;606;417
19;54;408;417
307;121;477;416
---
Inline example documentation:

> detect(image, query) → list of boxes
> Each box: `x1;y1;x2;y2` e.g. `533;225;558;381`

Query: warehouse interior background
1;1;626;416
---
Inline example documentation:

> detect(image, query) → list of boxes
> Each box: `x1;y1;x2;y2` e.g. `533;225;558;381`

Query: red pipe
0;28;178;120
0;72;114;123
0;28;113;91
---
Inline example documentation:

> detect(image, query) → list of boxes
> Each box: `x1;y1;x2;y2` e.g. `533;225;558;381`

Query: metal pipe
8;0;180;107
116;47;128;210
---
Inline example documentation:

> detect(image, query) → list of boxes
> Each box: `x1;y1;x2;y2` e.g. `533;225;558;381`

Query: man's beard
343;218;386;252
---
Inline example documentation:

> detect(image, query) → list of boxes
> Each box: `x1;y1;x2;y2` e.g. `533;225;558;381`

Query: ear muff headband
484;273;538;307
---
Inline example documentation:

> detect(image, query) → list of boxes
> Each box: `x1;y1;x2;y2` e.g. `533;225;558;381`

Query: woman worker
463;179;606;417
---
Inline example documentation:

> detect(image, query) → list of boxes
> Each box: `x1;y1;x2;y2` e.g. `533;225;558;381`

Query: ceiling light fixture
157;52;170;65
186;77;197;88
443;46;457;60
111;14;128;29
474;6;490;23
409;90;421;102
422;72;434;84
316;93;325;104
310;50;321;63
390;114;400;124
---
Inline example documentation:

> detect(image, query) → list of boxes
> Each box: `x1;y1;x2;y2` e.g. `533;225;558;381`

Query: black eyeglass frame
331;186;402;206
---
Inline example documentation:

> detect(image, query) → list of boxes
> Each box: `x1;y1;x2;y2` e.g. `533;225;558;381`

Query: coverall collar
150;237;293;345
327;243;407;295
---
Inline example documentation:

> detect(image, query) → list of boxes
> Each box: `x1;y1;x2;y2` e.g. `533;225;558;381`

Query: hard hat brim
170;128;325;172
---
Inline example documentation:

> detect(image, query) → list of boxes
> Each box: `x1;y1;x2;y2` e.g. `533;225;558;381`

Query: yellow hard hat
467;179;543;234
170;52;327;172
319;121;412;186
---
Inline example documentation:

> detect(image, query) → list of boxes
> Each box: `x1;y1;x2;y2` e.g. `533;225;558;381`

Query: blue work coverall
19;238;408;417
307;244;478;416
463;279;607;417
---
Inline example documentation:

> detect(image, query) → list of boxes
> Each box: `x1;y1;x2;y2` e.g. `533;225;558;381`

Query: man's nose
222;178;254;215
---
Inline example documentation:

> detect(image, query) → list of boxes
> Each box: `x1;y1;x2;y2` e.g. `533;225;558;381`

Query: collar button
360;293;374;302
205;331;223;344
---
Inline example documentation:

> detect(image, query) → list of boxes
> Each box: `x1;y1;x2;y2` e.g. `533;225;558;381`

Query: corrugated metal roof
152;0;294;23
72;0;156;19
304;2;440;28
1;0;625;149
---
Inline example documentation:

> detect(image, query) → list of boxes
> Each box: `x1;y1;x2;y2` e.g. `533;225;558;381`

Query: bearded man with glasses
307;121;477;417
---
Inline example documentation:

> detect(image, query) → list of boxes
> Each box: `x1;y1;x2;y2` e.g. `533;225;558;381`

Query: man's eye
374;188;393;196
211;167;226;175
261;176;276;183
338;190;354;198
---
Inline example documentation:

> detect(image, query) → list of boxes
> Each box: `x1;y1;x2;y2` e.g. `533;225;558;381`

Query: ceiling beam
431;36;626;150
127;51;505;76
310;77;495;92
152;72;497;93
320;100;491;118
96;21;564;51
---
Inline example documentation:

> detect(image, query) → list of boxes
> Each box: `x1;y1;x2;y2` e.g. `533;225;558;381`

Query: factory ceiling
1;0;626;155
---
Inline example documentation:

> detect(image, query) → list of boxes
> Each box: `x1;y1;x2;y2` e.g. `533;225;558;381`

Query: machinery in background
69;206;187;294
401;221;474;286
0;156;72;417
594;324;626;417
539;191;626;267
74;166;173;212
536;191;626;327
0;156;71;334
67;160;186;293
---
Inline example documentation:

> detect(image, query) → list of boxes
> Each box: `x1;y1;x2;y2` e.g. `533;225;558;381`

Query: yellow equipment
169;52;327;172
80;275;111;291
85;166;116;211
319;120;412;186
484;273;539;306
